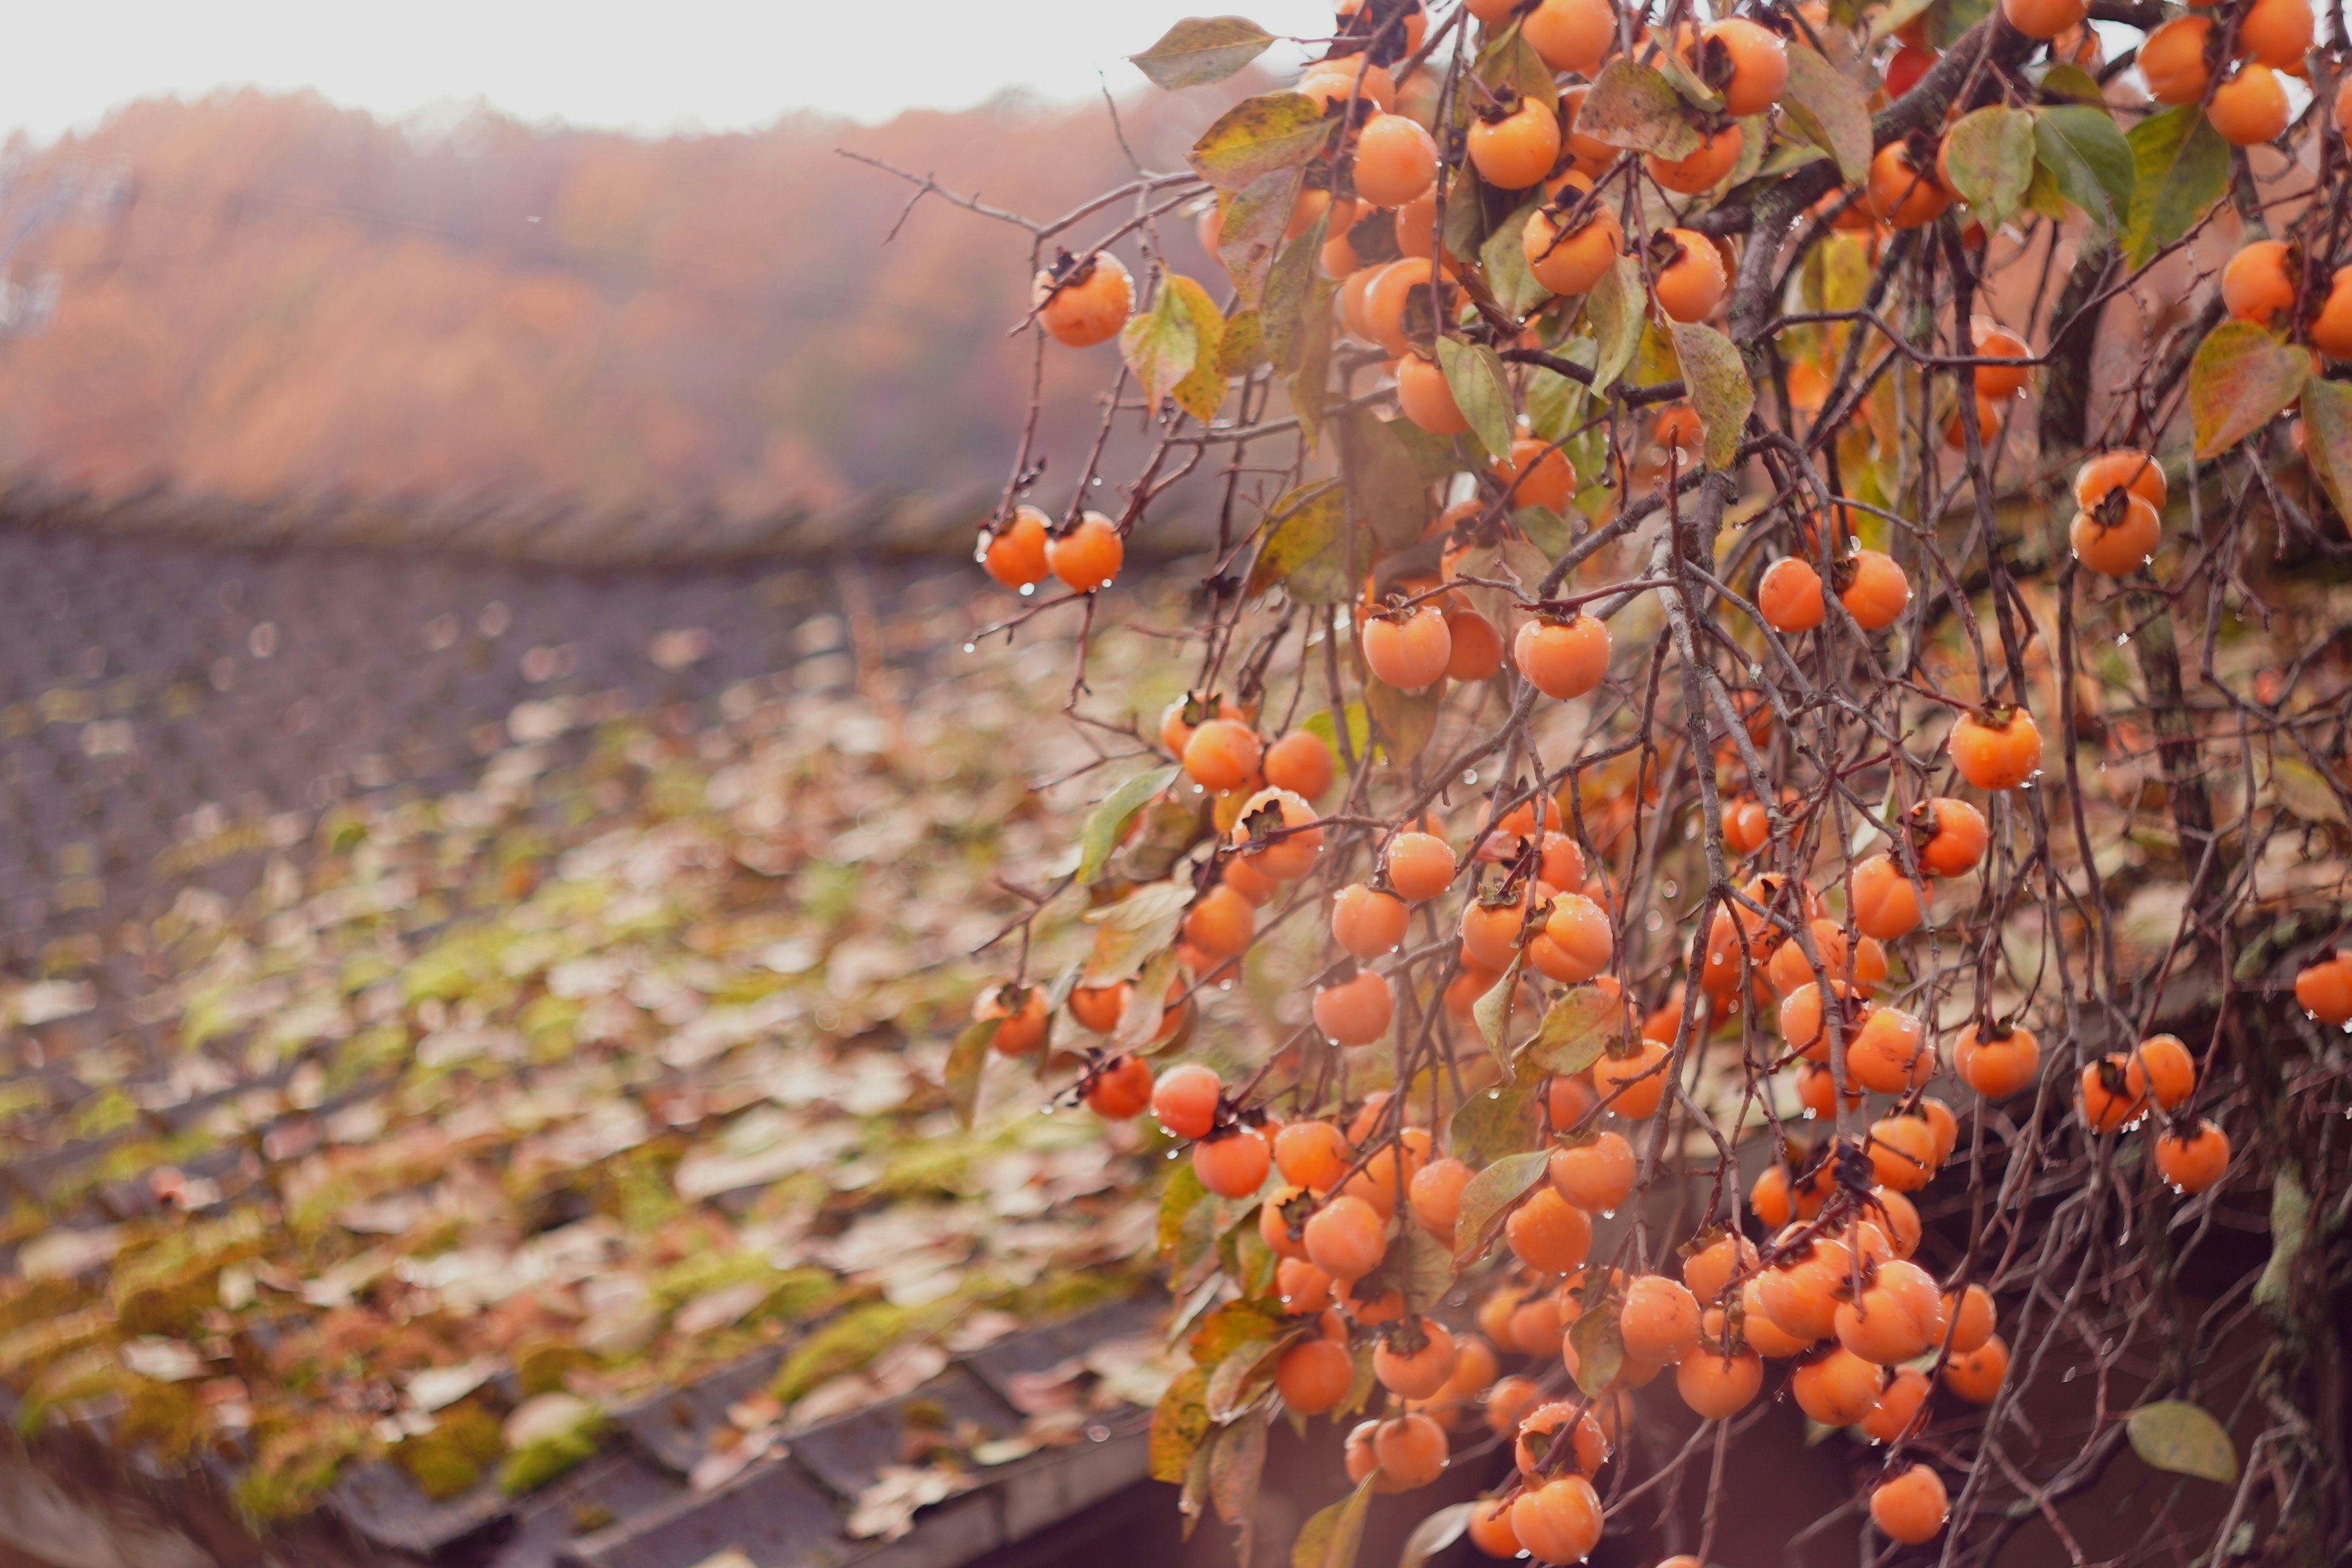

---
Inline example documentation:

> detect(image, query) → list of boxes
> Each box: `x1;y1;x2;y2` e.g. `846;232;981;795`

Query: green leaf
2271;755;2349;826
1189;92;1335;190
2299;377;2352;526
1752;142;1830;179
1117;946;1189;1052
1338;407;1433;551
1586;255;1646;392
1781;46;1872;186
1939;105;2035;231
1365;676;1443;765
1210;1408;1270;1561
1218;307;1267;378
1159;1160;1210;1264
1441;168;1490;261
1084;879;1194;985
1121;270;1225;421
1521;984;1623;1076
1516;503;1571;558
2189;321;2308;460
1398;1503;1474;1568
1476;27;1559;113
1472;954;1527;1066
1525;339;1593;442
1577;61;1702;159
2022;160;2070;223
1302;702;1370;759
2127;1401;2239;1485
1668;320;1752;470
1481;200;1553;319
1205;1336;1291;1420
1191;1300;1287;1366
1248;481;1351;603
2253;1166;2309;1313
943;1016;998;1130
1567;1306;1624;1396
1151;1368;1213;1483
2037;61;2107;105
1434;337;1518;462
1219;168;1305;311
1653;45;1725;114
1170;274;1231;423
1264;209;1331;377
1293;1477;1378;1568
1449;1148;1550;1265
1452;1079;1540;1172
1077;766;1180;883
2124;105;2228;267
2035;105;2133;230
1131;17;1278;89
1291;307;1335;454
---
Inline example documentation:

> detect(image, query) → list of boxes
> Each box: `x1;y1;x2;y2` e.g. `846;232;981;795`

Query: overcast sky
1;1;1340;143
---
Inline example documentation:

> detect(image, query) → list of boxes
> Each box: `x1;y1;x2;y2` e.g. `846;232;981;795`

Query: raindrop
1020;583;1035;597
1464;771;1479;785
2116;633;2132;646
963;643;977;654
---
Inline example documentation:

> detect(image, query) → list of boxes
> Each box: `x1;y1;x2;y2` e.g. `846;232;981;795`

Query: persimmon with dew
2240;0;2312;69
1365;256;1450;356
1466;1504;1521;1559
1836;549;1911;628
1867;141;1950;227
1723;796;1770;854
1699;19;1789;115
1469;97;1562;190
1758;557;1826;633
1332;884;1408;959
2209;64;2289;145
1384;831;1457;901
1033;251;1133;346
1945;1284;1996;1353
1950;706;2041;790
1509;1294;1565;1355
1047;512;1124;592
2133;1033;2197;1109
2078;1054;2144;1133
1297;62;1395;113
1954;1019;2041;1098
1084;1054;1153;1117
1459;898;1526;972
1261;1185;1313;1260
1276;1256;1335;1313
1682;1233;1760;1304
2156;1119;2231;1192
2075;447;2167;510
1737;1284;1814;1356
1515;615;1613;698
1510;1476;1605;1566
1653;228;1728;320
2293;952;2352;1023
2222;241;2296;328
1871;1464;1950;1544
1507;1186;1594;1273
1848;1006;1932;1093
1523;0;1613;73
1152;1062;1221;1138
1262;729;1333;799
1395;353;1470;435
1836;1258;1948;1363
1555;85;1618;176
1409;1156;1472;1239
1868;1115;1942;1192
1751;1165;1796;1231
1884;42;1935;96
1182;718;1261;792
1551;1131;1637;1212
1068;981;1131;1033
1444;608;1505;680
1484;1375;1545;1438
1496;437;1576;511
974;982;1048;1056
1792;1347;1885;1425
1943;1336;2008;1403
1546;1072;1599;1128
1907;796;1988;876
1594;1039;1673;1117
1779;978;1856;1060
1314;968;1395;1046
1766;920;1888;997
1231;786;1323;879
1871;1187;1923;1257
1860;1368;1931;1442
1850;852;1924;940
1275;1120;1350;1191
1371;1411;1449;1488
1354;113;1441;207
1647;124;1744;195
1275;1336;1354;1414
1523;202;1621;296
2000;0;2087;37
1305;1194;1388;1280
1528;893;1613;982
2138;16;2213;104
1969;318;2032;399
1678;1347;1764;1416
1363;603;1453;690
1374;1319;1458;1398
1797;1061;1863;1119
981;505;1051;590
1621;1274;1703;1363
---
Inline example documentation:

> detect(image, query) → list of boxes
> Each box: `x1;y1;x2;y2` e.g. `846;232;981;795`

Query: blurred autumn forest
0;82;1238;540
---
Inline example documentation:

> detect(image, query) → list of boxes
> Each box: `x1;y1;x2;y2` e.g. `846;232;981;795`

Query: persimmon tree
870;0;2352;1560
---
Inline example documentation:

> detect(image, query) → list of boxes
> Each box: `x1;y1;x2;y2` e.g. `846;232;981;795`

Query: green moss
66;1085;137;1140
118;1378;206;1464
393;1401;503;1501
771;1300;915;1404
514;1341;596;1397
497;1419;605;1496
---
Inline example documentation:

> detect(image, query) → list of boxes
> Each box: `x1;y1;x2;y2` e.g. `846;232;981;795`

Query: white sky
1;1;1340;144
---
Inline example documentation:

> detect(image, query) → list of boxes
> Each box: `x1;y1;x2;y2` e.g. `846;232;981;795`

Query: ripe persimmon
1594;1038;1672;1117
1354;113;1441;207
2239;0;2313;69
1515;614;1613;698
1277;1256;1336;1314
1870;1464;1950;1544
1332;883;1408;959
1374;1317;1459;1398
1942;1335;2008;1403
1183;883;1256;959
1700;18;1789;115
1792;1346;1885;1425
1954;1019;2041;1098
2138;16;2214;104
2294;951;2352;1023
1444;608;1506;680
1084;1054;1153;1118
1950;706;2041;790
1231;786;1324;879
981;505;1052;590
1395;353;1470;435
1363;602;1453;690
1944;1283;1997;1353
1263;729;1335;799
1969;318;2032;399
1907;795;1988;876
1497;437;1577;512
1305;1193;1389;1280
1182;717;1262;792
1868;1114;1941;1192
1047;511;1124;592
1758;556;1826;632
2133;1033;2197;1109
2075;447;2167;510
1682;1232;1761;1305
2222;241;2296;326
1867;141;1950;227
1276;1335;1355;1414
1835;1257;1947;1363
1860;1366;1932;1443
1511;1476;1604;1565
1647;124;1744;195
1621;1273;1702;1363
1551;1130;1638;1212
1723;796;1771;854
1522;200;1621;298
1297;62;1396;113
1883;41;1935;96
1677;1346;1764;1416
1653;227;1728;320
1999;0;2087;39
1275;1120;1351;1191
2077;1053;2144;1133
1850;852;1924;940
974;982;1048;1056
1523;0;1614;74
1835;549;1911;629
1528;892;1613;982
1371;1411;1450;1488
1847;1005;1932;1093
2155;1118;2231;1192
2309;265;2352;357
1152;1063;1221;1139
1409;1156;1472;1238
1034;251;1133;346
1507;1186;1595;1273
2209;64;2290;145
1314;968;1395;1045
1384;831;1457;902
1466;1502;1521;1559
1470;96;1562;190
1194;1126;1272;1197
